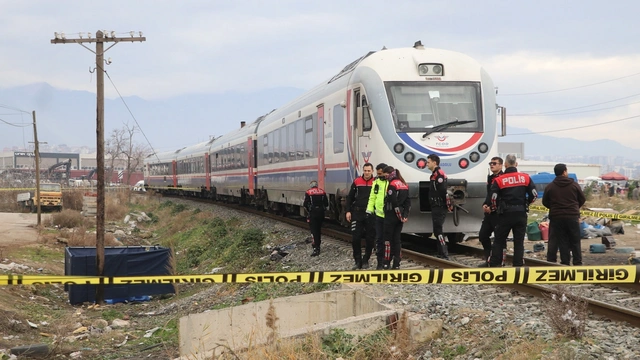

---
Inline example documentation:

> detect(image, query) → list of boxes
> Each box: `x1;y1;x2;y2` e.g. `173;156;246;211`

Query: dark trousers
375;216;385;260
547;217;582;265
431;206;447;238
490;212;527;267
309;213;324;249
351;213;375;262
478;212;499;260
383;212;403;267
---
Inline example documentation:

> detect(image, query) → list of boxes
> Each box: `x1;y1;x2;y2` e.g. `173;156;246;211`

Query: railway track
162;194;640;328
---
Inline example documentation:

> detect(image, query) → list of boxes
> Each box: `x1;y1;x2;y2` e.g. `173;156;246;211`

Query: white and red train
144;41;504;242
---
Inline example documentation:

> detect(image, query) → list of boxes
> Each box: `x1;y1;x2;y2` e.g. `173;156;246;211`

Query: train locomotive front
348;43;500;241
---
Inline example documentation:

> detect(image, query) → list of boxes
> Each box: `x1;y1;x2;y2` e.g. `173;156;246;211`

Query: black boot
351;261;362;270
391;259;400;270
376;256;384;270
437;235;450;260
361;255;370;269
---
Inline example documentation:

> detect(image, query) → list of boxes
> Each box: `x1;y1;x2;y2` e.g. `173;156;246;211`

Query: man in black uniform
345;163;376;269
489;154;537;267
478;156;503;267
303;180;329;257
426;154;450;259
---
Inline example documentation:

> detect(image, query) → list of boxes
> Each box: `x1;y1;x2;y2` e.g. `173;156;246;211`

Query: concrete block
404;312;443;343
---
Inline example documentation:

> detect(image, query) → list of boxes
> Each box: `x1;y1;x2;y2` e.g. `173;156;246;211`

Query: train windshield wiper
422;120;475;138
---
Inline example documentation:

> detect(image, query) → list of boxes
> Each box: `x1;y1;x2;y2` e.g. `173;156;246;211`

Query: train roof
176;140;216;160
254;44;483;131
209;120;259;150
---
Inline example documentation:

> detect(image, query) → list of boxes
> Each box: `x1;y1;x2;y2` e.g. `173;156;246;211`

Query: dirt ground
0;212;48;247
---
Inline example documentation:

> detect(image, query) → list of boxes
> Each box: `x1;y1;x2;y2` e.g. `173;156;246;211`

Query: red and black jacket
490;167;537;213
429;166;448;208
304;187;328;215
483;170;504;208
345;175;375;213
385;178;411;218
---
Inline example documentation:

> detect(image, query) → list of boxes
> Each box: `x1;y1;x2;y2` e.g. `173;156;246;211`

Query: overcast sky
2;0;640;150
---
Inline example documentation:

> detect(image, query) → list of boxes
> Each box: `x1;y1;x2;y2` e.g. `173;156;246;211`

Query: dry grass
544;286;588;339
0;190;28;212
105;191;129;221
62;189;84;211
50;209;86;229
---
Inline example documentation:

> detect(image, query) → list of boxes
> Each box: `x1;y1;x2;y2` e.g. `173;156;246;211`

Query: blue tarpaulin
64;246;175;305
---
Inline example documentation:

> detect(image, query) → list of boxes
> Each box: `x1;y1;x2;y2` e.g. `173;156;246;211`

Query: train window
333;105;345;153
280;127;287;161
305;116;314;158
287;123;295;160
268;132;274;164
296;120;304;160
273;130;280;163
262;136;268;165
362;96;372;131
386;81;481;133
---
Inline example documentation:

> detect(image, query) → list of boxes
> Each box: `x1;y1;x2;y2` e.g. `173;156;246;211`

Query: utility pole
51;30;145;304
32;111;42;226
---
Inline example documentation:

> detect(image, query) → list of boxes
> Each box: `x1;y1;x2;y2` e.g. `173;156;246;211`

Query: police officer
478;156;504;267
426;154;450;259
346;163;376;269
489;154;537;267
382;166;410;269
303;180;328;257
366;163;388;270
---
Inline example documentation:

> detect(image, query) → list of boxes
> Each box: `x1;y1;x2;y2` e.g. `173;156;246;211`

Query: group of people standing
305;154;451;270
305;153;586;270
479;155;585;267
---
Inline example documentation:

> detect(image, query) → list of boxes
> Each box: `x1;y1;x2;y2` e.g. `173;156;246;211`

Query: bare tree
105;127;126;184
122;123;150;188
105;124;150;190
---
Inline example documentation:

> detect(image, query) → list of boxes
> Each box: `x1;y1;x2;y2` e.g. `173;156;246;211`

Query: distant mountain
2;83;638;160
0;83;305;152
501;127;640;161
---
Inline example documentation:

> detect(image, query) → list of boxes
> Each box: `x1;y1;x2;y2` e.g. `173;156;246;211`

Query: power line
499;71;640;96
0;103;30;114
507;114;640;135
0;117;30;127
509;91;640;116
104;70;159;162
510;99;640;117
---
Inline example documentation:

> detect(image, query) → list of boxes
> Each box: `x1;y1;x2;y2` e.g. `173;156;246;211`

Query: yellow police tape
530;205;640;221
1;266;638;285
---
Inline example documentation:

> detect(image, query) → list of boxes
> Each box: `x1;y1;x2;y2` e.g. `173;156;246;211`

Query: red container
539;224;549;240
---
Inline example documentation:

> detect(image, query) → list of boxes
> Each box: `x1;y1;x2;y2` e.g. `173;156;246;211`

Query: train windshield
385;81;482;133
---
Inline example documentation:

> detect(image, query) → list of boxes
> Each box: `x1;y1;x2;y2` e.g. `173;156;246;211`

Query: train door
171;160;177;187
247;137;254;195
205;153;211;191
317;104;325;189
354;89;373;171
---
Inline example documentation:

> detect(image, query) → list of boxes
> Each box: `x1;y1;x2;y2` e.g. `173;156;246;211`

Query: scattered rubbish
10;344;49;357
115;335;129;348
589;244;607;253
26;320;38;329
533;243;545;252
601;236;616;249
614;247;635;254
143;327;161;338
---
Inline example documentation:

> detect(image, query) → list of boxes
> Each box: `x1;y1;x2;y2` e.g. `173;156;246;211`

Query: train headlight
469;152;480;162
418;64;429;76
458;158;469;169
416;158;427;169
432;65;443;75
404;152;415;163
478;142;488;153
418;63;444;76
393;143;405;153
